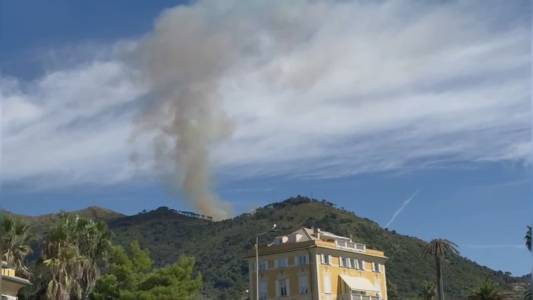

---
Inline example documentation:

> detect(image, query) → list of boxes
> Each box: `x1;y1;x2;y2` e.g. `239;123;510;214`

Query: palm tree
467;280;503;300
0;214;32;300
418;281;436;300
424;239;459;300
40;213;111;300
0;214;32;276
524;289;531;300
76;218;112;299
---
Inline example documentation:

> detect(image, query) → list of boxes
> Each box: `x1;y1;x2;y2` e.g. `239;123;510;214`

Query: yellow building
246;228;387;300
0;262;30;300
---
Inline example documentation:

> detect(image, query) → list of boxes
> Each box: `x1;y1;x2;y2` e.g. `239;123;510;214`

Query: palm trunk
436;255;444;300
0;265;3;299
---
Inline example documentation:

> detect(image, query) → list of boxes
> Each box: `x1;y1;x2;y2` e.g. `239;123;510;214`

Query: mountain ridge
2;197;529;299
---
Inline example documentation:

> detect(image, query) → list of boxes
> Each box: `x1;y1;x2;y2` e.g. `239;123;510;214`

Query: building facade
247;228;387;300
0;263;30;300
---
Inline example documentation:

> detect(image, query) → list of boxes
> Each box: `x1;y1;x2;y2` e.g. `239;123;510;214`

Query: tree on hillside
34;213;111;300
526;226;531;252
525;226;532;300
418;281;436;300
90;241;202;300
424;239;459;300
467;280;503;300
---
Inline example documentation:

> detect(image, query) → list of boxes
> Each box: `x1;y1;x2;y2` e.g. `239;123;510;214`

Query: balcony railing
336;240;366;252
1;268;16;277
351;296;380;300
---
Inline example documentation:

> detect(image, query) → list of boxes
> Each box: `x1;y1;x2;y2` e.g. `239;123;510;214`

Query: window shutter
324;273;332;293
328;255;332;265
299;274;308;294
259;280;267;299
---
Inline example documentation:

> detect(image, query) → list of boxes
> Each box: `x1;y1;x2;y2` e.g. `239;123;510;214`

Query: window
299;274;309;294
372;262;380;273
278;278;289;297
259;260;268;272
298;255;308;266
360;260;365;270
276;257;288;268
295;233;303;242
340;256;351;268
259;280;267;300
352;258;360;270
321;254;331;265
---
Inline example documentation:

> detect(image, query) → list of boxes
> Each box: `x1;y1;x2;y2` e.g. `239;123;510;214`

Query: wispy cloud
0;0;530;188
385;190;421;228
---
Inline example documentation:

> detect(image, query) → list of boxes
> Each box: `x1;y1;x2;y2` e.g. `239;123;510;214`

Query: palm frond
424;238;459;257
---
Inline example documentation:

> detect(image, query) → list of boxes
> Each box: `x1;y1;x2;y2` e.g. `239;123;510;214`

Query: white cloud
1;60;147;186
0;0;530;188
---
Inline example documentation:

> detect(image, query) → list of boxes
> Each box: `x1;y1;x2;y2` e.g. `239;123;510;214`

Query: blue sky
0;0;531;275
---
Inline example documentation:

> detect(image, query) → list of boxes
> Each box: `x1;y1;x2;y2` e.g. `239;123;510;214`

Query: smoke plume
135;4;241;219
134;1;319;219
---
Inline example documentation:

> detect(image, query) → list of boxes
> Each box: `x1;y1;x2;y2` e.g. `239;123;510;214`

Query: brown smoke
134;1;320;219
135;5;241;220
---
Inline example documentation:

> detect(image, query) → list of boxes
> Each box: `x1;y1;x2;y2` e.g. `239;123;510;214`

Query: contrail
385;189;420;228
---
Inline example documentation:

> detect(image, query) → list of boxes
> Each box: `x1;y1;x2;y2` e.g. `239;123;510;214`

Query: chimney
314;227;321;240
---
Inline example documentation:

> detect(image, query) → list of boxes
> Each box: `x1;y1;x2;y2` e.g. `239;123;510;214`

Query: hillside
0;206;124;224
3;197;528;299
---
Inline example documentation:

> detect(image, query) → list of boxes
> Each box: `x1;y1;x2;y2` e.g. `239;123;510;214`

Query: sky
0;0;531;275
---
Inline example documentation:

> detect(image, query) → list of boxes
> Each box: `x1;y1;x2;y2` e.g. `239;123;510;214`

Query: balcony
1;267;16;277
336;240;366;253
351;296;380;300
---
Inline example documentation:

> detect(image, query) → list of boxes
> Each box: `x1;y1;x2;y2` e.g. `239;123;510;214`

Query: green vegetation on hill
4;197;528;299
107;197;526;299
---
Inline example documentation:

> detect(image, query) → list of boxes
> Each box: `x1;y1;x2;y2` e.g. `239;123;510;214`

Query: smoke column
134;0;326;219
135;4;242;219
